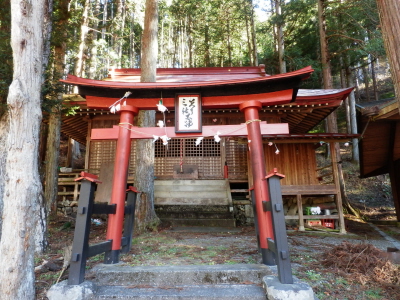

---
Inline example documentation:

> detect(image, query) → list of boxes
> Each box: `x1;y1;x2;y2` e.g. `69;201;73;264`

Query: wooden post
68;177;98;285
389;161;400;221
329;142;346;234
296;194;305;231
105;105;138;263
240;100;275;265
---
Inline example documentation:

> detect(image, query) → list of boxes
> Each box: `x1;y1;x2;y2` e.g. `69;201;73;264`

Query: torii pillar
240;100;275;265
105;105;138;263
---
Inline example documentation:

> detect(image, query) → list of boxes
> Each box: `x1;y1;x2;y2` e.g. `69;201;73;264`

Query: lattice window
154;138;223;179
89;141;117;174
88;140;136;178
89;137;248;181
225;138;248;180
154;139;180;177
185;138;222;178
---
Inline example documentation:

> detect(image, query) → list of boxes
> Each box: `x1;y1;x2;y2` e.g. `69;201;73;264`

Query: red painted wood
61;66;313;88
90;123;290;140
85;89;294;110
239;101;274;250
106;105;138;250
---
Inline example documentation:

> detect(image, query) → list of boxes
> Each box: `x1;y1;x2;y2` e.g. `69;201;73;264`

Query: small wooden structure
357;99;400;221
58;66;356;234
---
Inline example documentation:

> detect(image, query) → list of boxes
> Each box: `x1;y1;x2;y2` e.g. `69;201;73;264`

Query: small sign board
175;94;202;133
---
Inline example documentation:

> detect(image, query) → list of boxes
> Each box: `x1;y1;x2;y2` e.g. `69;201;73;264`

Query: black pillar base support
266;174;294;284
261;248;276;266
104;250;120;264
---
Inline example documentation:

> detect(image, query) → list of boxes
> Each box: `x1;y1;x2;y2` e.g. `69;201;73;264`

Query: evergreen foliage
0;0;12;116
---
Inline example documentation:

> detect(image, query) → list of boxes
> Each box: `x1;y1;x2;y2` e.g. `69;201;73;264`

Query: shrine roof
59;66;354;143
356;98;399;121
61;66;314;108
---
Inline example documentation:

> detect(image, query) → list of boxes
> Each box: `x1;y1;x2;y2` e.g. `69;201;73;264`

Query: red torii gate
62;65;316;264
91;101;289;264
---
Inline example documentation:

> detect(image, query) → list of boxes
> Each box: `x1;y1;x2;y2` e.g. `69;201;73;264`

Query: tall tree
318;0;360;218
376;0;400;107
43;0;70;215
0;0;47;298
74;0;90;77
135;0;160;233
275;0;286;73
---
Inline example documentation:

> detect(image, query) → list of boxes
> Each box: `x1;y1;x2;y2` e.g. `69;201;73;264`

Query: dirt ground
35;150;400;299
35;212;400;300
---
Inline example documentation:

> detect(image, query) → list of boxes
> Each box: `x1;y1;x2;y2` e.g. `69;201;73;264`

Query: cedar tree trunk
376;0;400;106
0;0;47;298
135;0;160;233
318;0;359;218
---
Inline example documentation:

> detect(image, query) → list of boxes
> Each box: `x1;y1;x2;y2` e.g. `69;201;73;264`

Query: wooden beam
329;142;346;234
85;89;295;110
91;123;290;140
389;160;400;221
387;123;400;221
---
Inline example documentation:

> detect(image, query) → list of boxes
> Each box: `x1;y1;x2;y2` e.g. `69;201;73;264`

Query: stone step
90;264;273;287
162;218;236;227
155;180;229;186
155;195;229;205
154;180;231;206
155;205;231;213
48;264;316;300
90;284;266;299
156;211;234;219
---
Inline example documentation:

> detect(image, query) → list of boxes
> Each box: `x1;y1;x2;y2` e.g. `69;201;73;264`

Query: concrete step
90;284;266;299
155;180;229;186
155;196;229;205
156;205;231;213
162;218;236;227
156;211;234;219
90;264;273;287
48;264;316;300
154;180;231;206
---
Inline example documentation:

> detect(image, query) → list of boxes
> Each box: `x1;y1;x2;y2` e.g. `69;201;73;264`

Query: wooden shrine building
59;65;356;235
357;99;400;221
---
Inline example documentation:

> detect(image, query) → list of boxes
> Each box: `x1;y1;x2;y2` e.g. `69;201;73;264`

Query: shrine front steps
47;264;317;299
88;264;271;299
154;180;236;227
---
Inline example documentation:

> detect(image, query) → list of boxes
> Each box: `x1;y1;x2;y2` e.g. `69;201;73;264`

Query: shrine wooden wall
87;114;321;186
86;114;250;181
264;143;319;186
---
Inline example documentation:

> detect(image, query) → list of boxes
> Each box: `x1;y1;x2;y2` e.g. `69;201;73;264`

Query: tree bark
346;67;359;163
74;0;90;77
370;58;379;101
275;0;286;73
362;66;371;102
88;0;101;78
0;0;47;297
135;0;160;233
44;108;61;214
112;0;126;68
376;0;400;107
244;8;253;66
318;0;332;89
249;1;258;66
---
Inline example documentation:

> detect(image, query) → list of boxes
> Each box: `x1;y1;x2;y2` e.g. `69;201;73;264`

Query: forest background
0;0;399;299
0;0;392;103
